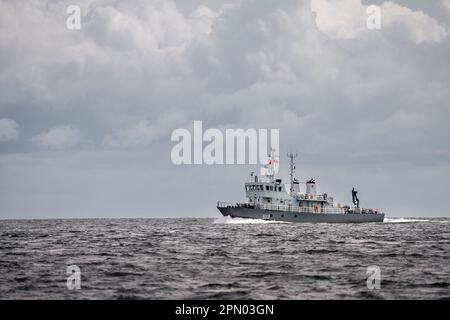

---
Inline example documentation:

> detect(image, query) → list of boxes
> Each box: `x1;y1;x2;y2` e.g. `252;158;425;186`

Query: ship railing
257;204;345;214
217;201;239;208
218;201;345;214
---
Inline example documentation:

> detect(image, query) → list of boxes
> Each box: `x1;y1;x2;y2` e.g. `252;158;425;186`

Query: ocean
0;217;448;299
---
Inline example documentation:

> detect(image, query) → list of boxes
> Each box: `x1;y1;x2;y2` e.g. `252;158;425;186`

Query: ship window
281;214;284;218
278;187;282;191
266;186;269;191
259;185;263;191
295;214;298;218
270;186;273;191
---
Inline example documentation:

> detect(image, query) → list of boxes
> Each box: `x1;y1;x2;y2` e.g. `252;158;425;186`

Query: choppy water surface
0;217;448;299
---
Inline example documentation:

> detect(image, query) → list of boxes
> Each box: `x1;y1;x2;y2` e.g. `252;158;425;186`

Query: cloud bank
0;0;449;218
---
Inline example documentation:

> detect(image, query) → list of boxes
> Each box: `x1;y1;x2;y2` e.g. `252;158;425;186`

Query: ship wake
213;216;290;225
383;218;429;224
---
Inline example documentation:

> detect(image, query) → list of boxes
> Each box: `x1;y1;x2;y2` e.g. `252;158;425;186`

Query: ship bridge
244;179;296;206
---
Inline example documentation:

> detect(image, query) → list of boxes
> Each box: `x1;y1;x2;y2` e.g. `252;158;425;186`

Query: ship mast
266;148;274;183
287;152;298;195
261;148;279;183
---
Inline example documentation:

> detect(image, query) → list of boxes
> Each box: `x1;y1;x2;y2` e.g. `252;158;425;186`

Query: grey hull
218;207;384;223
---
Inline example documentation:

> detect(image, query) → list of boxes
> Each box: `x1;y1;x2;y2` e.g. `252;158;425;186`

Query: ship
217;150;385;223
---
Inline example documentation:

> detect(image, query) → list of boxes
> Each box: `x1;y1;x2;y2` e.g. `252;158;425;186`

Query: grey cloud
0;0;449;218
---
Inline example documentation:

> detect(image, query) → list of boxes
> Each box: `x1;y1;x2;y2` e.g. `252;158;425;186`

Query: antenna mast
287;152;298;195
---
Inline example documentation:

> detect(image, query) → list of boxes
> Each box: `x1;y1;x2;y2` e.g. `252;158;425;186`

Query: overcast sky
1;0;449;218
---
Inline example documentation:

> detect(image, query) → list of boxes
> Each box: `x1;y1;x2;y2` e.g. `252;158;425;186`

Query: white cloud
311;0;448;43
311;0;367;39
103;111;186;148
32;125;81;150
0;118;19;141
382;2;448;43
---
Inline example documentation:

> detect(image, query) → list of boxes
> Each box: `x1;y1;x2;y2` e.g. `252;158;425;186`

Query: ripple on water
0;217;448;299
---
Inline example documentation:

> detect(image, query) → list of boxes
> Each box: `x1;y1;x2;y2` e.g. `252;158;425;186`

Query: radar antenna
287;152;298;195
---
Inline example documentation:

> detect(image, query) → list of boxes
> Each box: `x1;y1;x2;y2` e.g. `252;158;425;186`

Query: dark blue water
0;217;448;299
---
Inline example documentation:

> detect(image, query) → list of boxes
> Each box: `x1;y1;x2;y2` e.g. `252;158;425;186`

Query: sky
0;0;449;218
